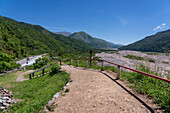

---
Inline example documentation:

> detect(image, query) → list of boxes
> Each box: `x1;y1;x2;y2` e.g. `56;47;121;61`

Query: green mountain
120;30;170;53
0;16;92;58
69;31;123;49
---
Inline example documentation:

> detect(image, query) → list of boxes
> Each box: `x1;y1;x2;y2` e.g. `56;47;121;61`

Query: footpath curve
51;65;163;113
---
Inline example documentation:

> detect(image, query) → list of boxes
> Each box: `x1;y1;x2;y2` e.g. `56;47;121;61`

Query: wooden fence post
86;60;88;68
59;60;62;65
76;59;78;67
42;69;45;75
70;59;72;65
117;65;120;79
29;74;31;79
101;61;104;71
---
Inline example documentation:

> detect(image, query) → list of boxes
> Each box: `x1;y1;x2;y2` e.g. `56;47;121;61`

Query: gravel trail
51;65;162;113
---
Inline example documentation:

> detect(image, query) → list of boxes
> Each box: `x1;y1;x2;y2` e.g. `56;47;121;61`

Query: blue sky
1;0;170;45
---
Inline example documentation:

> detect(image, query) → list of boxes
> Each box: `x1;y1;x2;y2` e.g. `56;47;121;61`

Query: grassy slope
0;67;69;113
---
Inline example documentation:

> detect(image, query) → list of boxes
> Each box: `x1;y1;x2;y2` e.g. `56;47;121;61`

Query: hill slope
0;16;92;58
69;31;123;49
120;30;170;53
54;31;72;37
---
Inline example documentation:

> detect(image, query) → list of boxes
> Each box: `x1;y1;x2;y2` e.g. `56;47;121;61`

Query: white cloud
153;23;167;31
115;16;128;25
87;8;128;25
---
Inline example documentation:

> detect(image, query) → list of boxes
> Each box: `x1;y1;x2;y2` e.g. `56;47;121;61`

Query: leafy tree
33;57;49;69
0;52;20;72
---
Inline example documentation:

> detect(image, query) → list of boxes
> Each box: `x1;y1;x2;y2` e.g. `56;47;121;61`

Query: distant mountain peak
69;31;123;49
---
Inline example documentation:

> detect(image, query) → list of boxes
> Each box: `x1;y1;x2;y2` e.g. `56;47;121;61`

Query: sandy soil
15;70;34;82
51;65;162;113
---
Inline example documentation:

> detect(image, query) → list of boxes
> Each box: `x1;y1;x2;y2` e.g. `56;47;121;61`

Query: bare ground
15;70;34;82
51;65;163;113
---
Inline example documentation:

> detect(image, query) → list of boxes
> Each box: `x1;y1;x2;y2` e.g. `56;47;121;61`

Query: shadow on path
100;71;154;113
73;67;155;113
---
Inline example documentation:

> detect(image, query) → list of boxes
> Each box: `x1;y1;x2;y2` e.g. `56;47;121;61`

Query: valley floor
51;65;163;113
96;50;170;78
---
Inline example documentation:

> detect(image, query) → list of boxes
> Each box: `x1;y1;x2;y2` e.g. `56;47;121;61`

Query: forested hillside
0;16;92;58
69;31;123;49
120;30;170;53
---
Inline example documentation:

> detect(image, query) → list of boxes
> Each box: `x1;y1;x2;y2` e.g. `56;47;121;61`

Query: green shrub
65;88;70;92
33;57;49;69
148;58;155;63
124;55;144;60
51;64;61;74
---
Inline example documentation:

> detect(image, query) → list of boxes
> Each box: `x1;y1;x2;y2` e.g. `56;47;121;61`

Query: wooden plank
101;61;104;71
29;74;31;79
59;60;61;65
76;59;78;67
117;65;120;79
42;69;45;75
70;59;72;65
86;60;88;68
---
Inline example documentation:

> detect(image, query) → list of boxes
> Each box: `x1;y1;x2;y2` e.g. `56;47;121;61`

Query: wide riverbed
95;50;170;78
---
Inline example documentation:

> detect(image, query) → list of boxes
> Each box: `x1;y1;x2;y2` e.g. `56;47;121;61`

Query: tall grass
120;64;170;112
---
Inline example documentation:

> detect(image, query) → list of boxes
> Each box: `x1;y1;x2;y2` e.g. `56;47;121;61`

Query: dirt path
15;70;34;82
52;65;162;113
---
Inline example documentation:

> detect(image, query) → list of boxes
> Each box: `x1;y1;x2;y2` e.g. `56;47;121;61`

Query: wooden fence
27;58;170;83
61;59;170;83
27;61;59;79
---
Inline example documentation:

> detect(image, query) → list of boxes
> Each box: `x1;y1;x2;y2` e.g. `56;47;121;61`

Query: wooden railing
27;61;59;79
61;59;170;83
27;58;170;83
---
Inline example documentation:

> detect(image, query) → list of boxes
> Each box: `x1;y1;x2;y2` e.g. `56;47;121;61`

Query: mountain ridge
119;29;170;53
0;16;93;58
69;31;123;49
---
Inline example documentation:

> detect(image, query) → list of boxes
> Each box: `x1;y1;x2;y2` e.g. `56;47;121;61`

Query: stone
2;97;9;100
0;88;15;112
8;94;13;98
0;99;3;103
3;103;10;107
0;106;5;110
0;87;4;90
53;93;59;99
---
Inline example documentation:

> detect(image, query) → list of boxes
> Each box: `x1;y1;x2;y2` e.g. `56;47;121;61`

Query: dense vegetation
69;31;123;49
0;52;20;72
0;64;69;112
33;57;49;69
120;29;170;53
0;16;93;59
